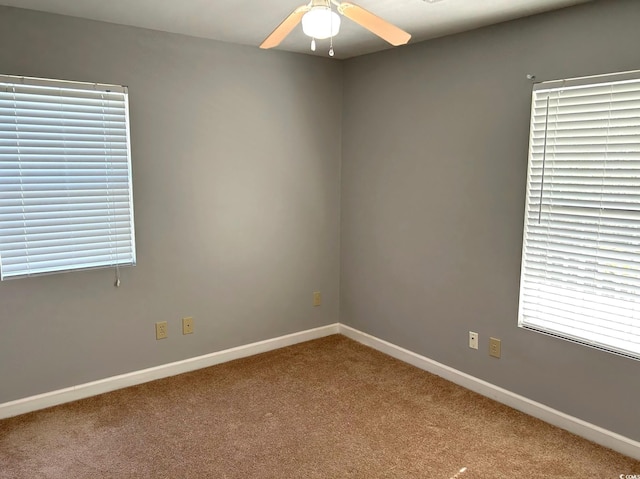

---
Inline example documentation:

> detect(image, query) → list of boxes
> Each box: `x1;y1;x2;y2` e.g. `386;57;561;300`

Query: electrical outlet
489;337;501;358
182;317;194;335
313;291;321;307
156;321;168;340
469;331;478;349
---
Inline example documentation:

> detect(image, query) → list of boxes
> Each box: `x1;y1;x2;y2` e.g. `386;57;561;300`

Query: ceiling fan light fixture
301;6;341;40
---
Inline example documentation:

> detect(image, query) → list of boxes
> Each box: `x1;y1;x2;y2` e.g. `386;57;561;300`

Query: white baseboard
338;323;640;461
3;321;638;461
0;323;340;420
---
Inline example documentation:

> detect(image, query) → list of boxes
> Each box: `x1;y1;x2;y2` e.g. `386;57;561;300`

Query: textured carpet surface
0;335;638;478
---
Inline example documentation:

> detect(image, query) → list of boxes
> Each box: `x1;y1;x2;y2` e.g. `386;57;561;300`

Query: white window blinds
0;75;136;280
518;71;640;359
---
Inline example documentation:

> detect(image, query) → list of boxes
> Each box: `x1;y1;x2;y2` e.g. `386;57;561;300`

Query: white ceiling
0;0;591;59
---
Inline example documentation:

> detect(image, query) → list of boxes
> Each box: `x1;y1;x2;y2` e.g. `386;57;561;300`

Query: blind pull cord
101;92;121;288
592;87;614;286
538;95;550;224
12;86;29;274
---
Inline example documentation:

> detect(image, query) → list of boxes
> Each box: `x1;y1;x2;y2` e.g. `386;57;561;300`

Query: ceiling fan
260;0;411;56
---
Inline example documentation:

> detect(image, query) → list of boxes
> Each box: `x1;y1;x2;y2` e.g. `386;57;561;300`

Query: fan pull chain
329;3;335;57
311;38;316;51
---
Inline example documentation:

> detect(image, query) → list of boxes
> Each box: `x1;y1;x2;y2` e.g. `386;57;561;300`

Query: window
518;70;640;360
0;75;135;280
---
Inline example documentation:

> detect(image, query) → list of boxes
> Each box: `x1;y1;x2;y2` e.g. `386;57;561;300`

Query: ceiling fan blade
260;5;310;49
338;2;411;46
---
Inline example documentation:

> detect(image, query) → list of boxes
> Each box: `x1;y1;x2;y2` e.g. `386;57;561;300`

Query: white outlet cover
469;332;478;350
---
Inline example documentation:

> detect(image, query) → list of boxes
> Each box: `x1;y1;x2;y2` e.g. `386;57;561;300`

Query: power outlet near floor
469;331;478;350
489;337;501;358
182;317;194;335
313;291;322;307
156;321;168;340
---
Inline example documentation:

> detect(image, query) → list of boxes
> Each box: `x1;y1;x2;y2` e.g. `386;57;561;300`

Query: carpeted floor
0;335;638;478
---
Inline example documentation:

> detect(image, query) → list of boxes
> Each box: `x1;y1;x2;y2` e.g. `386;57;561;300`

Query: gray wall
0;7;342;403
341;0;640;441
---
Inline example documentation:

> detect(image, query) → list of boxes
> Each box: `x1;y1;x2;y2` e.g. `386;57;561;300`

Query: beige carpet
0;335;638;478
